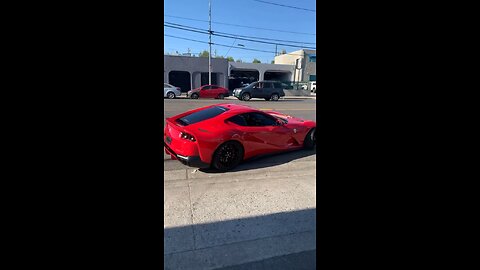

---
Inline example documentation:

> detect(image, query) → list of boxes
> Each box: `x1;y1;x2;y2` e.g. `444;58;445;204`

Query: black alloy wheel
242;93;251;101
167;92;175;99
212;141;243;171
191;93;199;99
304;128;316;149
218;94;224;99
271;93;279;101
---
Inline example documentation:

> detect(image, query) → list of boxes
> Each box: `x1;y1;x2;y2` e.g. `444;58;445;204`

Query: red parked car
164;103;316;171
187;85;229;99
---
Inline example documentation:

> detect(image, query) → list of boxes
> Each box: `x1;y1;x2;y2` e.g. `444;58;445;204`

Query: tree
253;59;261;63
199;50;209;57
226;56;235;62
271;60;275;64
236;59;243;63
281;49;287;54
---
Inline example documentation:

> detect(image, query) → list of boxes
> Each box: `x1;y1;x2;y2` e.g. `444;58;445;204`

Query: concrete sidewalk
164;152;317;270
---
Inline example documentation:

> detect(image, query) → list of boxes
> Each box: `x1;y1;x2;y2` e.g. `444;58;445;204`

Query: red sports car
187;85;229;99
164;103;316;171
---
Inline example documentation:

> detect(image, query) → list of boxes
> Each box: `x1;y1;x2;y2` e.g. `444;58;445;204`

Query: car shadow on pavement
199;148;316;173
164;208;316;270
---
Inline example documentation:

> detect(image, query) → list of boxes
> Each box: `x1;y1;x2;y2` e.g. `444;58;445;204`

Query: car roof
214;103;259;114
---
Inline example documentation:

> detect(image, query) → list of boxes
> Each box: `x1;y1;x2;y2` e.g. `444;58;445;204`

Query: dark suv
233;81;286;101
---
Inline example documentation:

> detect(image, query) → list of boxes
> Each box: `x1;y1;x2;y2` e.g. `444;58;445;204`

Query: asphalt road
164;96;316;122
163;97;317;269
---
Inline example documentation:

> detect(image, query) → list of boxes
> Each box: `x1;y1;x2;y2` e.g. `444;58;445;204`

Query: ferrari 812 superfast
164;103;316;171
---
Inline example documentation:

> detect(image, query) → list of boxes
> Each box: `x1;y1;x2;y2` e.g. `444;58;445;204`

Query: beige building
274;49;316;84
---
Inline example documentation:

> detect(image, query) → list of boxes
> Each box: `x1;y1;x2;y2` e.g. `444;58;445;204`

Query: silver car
164;83;181;99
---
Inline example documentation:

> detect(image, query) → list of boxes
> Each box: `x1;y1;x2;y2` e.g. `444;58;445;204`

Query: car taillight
180;132;196;142
176;87;181;91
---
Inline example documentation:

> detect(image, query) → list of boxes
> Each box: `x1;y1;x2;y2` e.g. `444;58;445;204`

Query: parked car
164;103;316;171
233;81;286;101
311;82;316;93
187;85;229;99
164;83;181;99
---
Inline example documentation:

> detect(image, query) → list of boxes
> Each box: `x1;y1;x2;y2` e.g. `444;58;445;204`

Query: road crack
187;183;197;250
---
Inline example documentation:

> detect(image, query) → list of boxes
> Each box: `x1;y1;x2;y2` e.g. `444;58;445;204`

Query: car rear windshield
176;106;230;126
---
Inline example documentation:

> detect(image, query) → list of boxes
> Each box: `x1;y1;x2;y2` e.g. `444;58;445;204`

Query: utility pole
275;44;277;57
208;0;212;85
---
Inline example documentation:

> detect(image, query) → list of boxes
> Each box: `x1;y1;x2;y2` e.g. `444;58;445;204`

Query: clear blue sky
164;0;316;64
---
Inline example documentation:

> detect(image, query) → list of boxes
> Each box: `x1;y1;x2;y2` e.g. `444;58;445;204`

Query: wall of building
302;49;316;82
274;49;316;83
273;49;303;65
164;55;229;90
228;62;294;81
164;55;300;90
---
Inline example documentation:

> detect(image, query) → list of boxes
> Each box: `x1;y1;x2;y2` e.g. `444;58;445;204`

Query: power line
165;21;315;45
253;0;316;12
223;36;238;58
164;22;209;33
164;34;209;44
213;32;315;49
164;24;316;49
164;15;315;36
164;33;307;56
164;24;209;34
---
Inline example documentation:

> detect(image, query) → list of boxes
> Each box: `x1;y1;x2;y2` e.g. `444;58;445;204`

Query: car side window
273;82;282;89
202;86;211;90
243;113;277;126
228;115;248;126
262;82;272;88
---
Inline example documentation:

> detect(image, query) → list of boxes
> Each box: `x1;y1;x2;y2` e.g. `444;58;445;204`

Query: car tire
241;93;251;101
218;94;224;99
167;92;176;99
271;93;279;101
191;93;199;99
211;141;244;172
304;128;316;149
264;97;271;101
